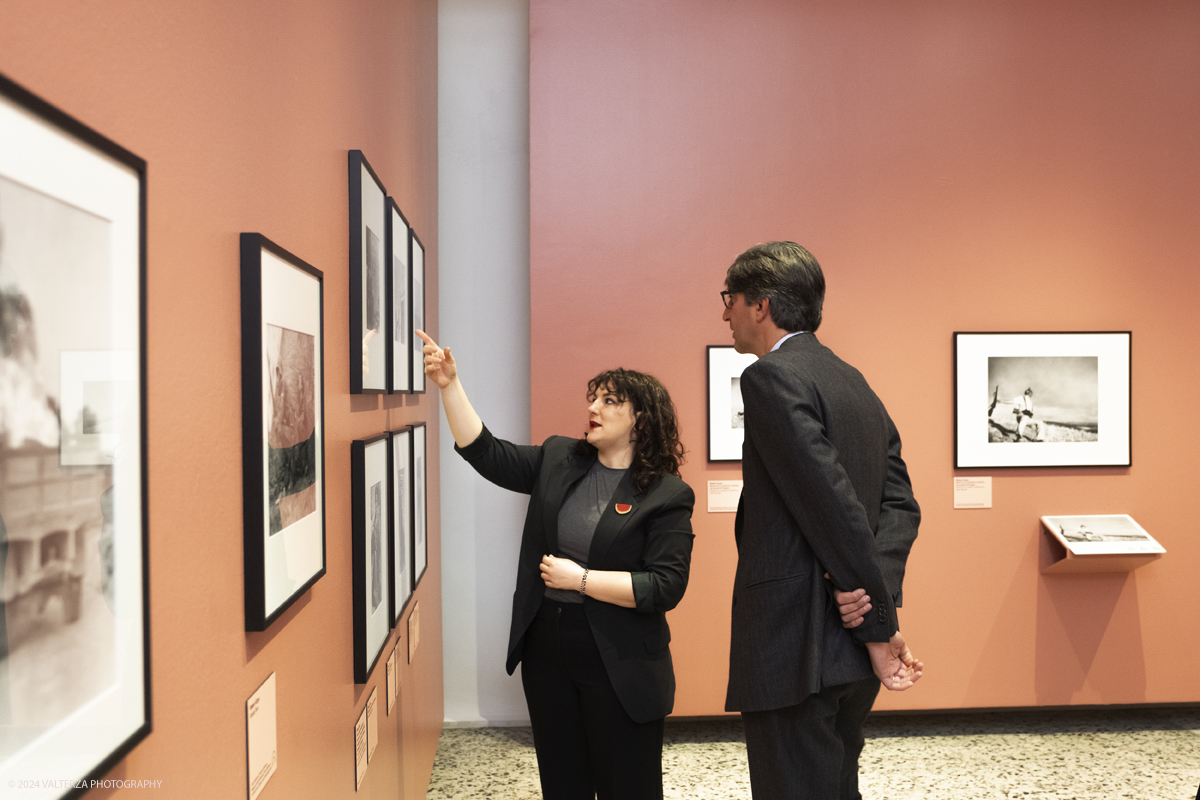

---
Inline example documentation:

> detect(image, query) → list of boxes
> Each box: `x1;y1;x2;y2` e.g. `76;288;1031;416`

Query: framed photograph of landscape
0;72;150;800
241;233;326;631
351;434;391;683
389;427;413;625
386;198;411;394
707;345;758;462
410;232;426;394
411;422;428;588
954;332;1131;468
348;150;387;394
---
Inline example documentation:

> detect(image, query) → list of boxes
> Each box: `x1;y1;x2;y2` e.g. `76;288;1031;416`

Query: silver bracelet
579;568;589;596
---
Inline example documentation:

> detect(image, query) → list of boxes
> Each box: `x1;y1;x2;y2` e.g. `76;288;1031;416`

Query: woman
416;330;694;800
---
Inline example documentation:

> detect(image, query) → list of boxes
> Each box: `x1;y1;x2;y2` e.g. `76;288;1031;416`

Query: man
1011;388;1043;441
721;242;922;800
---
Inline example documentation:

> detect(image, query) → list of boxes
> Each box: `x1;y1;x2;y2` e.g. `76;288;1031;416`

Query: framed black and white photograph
954;332;1131;468
240;233;326;631
1041;514;1164;557
386;198;411;394
410;232;426;393
389;426;413;626
411;422;428;588
706;345;758;462
351;434;391;683
348;150;387;394
0;73;150;797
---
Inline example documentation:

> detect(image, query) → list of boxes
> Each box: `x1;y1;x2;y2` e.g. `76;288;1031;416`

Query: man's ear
753;297;771;323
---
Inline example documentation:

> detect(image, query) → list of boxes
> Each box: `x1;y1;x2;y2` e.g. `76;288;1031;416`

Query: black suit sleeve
454;424;545;495
876;412;920;607
740;360;897;643
630;480;695;614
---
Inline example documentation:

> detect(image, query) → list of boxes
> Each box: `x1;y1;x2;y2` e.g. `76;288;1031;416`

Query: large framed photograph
386;198;411;394
410;232;426;393
348;150;387;394
389;427;413;625
351;435;390;683
707;345;758;462
411;422;428;588
240;234;326;631
0;73;150;798
954;332;1131;468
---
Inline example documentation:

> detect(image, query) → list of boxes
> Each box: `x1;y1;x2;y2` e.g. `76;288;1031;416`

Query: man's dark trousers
742;676;881;800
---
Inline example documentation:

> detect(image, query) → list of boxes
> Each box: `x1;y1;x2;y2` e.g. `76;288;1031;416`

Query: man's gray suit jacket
725;333;920;714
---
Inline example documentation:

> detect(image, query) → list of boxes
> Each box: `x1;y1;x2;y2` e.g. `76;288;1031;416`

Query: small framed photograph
349;150;387;394
954;332;1131;468
352;434;391;683
1041;514;1164;557
1;71;150;795
410;231;426;393
411;422;428;588
241;234;327;631
389;426;414;626
707;345;758;462
386;198;411;394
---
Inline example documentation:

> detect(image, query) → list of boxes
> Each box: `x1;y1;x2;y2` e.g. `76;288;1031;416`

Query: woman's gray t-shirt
545;460;627;604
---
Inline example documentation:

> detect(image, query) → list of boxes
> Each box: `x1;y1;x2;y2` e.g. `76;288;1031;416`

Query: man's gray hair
725;241;825;333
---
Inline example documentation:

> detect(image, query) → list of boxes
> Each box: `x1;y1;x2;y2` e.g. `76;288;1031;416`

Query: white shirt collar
769;331;807;353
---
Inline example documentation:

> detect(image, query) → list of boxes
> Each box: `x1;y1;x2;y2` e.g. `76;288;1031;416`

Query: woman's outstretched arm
416;329;483;447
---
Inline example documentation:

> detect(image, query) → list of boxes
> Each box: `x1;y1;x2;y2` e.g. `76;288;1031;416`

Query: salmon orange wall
529;1;1200;713
1;0;442;796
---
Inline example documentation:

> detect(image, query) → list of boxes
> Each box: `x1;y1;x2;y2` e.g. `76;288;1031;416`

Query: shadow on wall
964;525;1148;707
1035;531;1146;705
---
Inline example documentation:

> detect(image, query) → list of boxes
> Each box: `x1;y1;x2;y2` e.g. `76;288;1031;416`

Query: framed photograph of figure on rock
352;434;390;683
410;422;428;588
1;72;150;799
349;150;387;394
386;198;411;394
241;234;327;631
389;427;413;626
953;331;1131;468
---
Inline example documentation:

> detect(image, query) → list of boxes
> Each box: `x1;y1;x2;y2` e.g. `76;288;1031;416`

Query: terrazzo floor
428;707;1200;799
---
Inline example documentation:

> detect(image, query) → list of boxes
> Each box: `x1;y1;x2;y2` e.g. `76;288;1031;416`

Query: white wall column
437;0;531;726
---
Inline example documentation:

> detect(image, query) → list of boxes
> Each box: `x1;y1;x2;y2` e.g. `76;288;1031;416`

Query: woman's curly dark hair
572;368;685;494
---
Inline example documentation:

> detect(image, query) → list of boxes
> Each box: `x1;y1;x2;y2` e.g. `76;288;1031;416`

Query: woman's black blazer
455;425;695;723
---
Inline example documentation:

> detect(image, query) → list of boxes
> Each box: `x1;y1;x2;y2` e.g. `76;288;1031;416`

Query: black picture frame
386;198;412;394
388;427;414;626
410;231;427;394
240;233;327;631
349;150;387;394
411;422;429;589
953;331;1132;468
351;434;391;683
706;345;758;462
0;71;151;798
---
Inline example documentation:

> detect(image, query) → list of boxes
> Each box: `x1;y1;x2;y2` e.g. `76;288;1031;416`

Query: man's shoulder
748;334;843;380
749;335;883;408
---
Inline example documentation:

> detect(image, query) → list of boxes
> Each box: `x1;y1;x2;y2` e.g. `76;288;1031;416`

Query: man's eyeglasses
720;291;738;310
